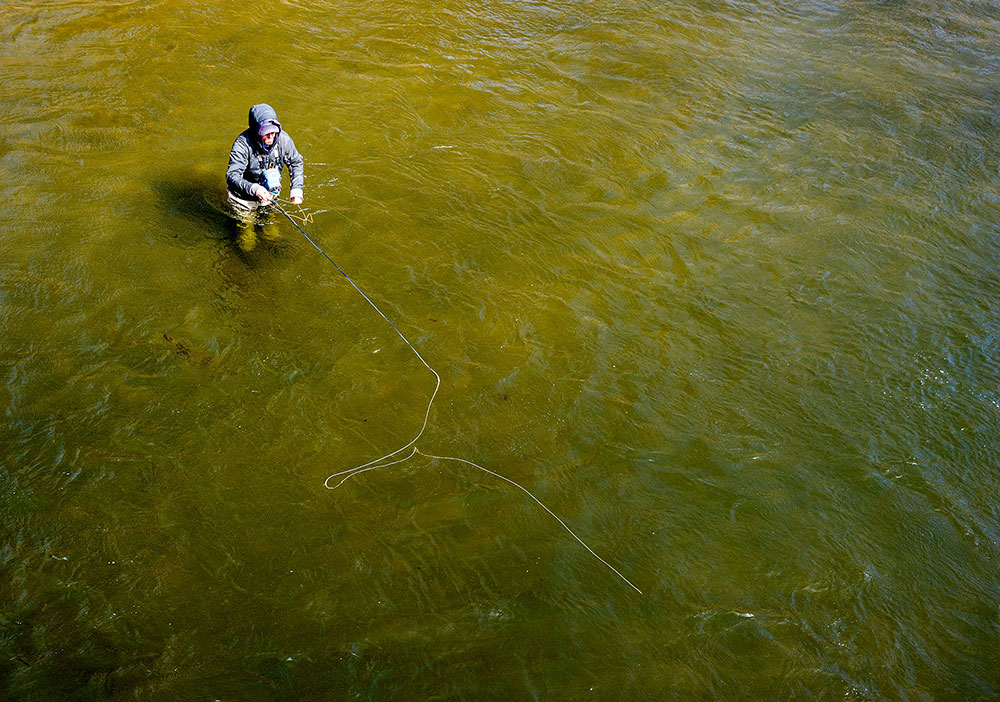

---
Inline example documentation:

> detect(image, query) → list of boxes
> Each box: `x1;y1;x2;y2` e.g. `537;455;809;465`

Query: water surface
2;0;1000;698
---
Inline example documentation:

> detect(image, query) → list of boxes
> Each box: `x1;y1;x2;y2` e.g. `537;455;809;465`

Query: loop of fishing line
271;200;641;595
272;196;313;224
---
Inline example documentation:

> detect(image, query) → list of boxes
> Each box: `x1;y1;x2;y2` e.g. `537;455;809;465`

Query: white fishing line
273;201;640;594
415;449;644;595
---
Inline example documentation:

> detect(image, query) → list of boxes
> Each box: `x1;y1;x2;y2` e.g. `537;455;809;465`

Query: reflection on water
2;0;1000;698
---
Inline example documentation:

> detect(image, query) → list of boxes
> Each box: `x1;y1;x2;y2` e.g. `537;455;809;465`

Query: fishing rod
270;199;430;365
268;197;642;595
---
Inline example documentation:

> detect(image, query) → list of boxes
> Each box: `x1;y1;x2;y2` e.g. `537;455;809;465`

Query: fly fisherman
226;103;304;248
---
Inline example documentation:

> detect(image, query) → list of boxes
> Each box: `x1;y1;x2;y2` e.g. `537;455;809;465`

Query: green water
3;0;1000;699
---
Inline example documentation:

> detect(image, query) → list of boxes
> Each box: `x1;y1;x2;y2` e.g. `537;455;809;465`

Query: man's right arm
226;136;262;200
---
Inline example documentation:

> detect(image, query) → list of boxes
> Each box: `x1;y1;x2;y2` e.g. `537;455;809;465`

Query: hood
248;103;282;145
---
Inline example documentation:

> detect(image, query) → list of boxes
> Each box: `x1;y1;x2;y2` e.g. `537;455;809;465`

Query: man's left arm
283;134;304;204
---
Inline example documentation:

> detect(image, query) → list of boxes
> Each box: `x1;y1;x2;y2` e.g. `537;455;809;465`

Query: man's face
262;131;276;146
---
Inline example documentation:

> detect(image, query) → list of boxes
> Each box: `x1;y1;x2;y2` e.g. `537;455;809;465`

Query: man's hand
251;184;273;203
290;188;303;206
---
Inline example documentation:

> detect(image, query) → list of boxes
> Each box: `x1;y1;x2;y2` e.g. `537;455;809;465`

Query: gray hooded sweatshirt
226;104;304;200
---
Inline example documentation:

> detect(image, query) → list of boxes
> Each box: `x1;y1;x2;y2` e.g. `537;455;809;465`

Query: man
226;104;304;247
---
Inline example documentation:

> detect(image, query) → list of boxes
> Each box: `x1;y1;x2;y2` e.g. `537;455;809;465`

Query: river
2;0;999;699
